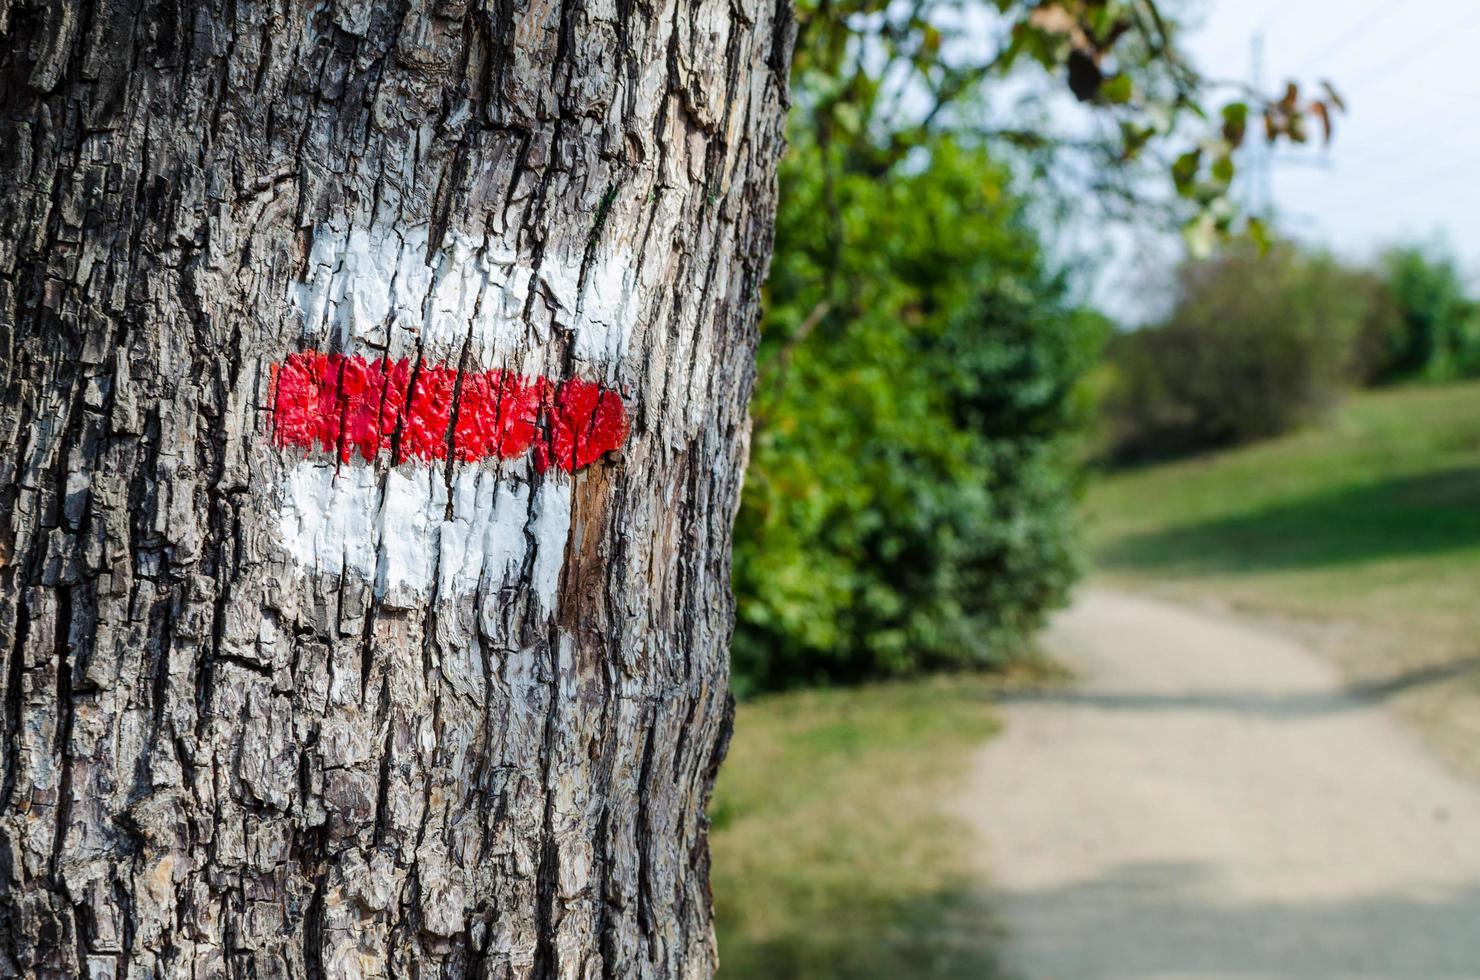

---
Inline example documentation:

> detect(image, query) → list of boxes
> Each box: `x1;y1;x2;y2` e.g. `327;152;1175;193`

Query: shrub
731;140;1105;694
1366;245;1480;383
1100;243;1373;462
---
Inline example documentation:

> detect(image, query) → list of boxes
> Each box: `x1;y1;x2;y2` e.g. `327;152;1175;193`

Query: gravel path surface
965;588;1480;980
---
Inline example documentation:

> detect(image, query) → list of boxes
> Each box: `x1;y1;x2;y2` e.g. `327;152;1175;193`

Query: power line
1329;118;1472;176
1292;181;1480;234
1292;7;1480;185
1299;0;1414;75
1254;109;1480;217
1347;6;1480;91
1291;146;1480;216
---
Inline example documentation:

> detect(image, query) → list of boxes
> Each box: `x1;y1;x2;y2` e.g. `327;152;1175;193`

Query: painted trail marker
270;223;640;608
269;351;629;606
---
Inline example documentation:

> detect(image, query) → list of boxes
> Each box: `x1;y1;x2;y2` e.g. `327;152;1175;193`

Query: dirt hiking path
964;588;1480;980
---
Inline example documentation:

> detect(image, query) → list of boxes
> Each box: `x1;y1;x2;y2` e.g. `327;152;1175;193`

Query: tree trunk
0;0;792;975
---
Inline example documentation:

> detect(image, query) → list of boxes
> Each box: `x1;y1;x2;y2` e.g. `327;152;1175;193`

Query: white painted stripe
528;479;573;614
290;222;638;376
274;459;572;605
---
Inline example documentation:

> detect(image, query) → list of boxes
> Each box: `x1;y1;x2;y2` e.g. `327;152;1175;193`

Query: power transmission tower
1247;32;1275;221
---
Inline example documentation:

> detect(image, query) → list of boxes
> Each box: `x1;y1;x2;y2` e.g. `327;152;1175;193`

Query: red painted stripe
543;378;632;473
270;351;628;472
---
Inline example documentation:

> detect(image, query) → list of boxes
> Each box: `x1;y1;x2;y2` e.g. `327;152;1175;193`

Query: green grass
711;675;1019;979
1086;380;1480;640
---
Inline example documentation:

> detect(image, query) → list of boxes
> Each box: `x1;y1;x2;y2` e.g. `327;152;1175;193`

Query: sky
1094;0;1480;323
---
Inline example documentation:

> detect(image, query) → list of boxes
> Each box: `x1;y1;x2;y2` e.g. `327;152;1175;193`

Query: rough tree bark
0;0;792;976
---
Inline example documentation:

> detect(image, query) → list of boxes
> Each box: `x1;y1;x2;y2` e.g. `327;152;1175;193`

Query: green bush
732;139;1105;694
1365;246;1480;383
1099;243;1373;463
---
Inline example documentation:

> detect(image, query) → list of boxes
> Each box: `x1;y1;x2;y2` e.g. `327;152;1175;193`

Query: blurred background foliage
1097;242;1372;461
726;0;1336;693
724;2;1473;695
1098;240;1480;464
1374;246;1480;385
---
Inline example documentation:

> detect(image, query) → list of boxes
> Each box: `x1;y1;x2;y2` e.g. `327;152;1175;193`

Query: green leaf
1101;74;1134;104
1172;149;1202;196
1221;102;1249;148
833;102;862;135
1120;122;1154;160
1247;216;1273;255
1210;153;1234;186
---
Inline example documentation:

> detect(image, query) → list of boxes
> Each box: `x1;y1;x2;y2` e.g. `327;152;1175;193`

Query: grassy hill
1087;381;1480;637
1086;380;1480;771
